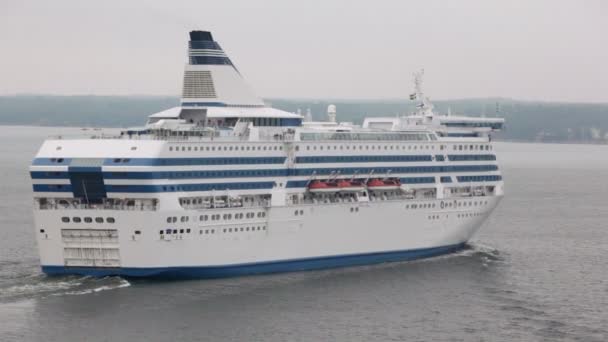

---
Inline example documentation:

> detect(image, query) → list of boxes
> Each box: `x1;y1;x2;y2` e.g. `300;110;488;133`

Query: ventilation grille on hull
182;70;216;98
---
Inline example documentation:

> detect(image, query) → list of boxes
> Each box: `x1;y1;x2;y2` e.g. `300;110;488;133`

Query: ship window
73;217;81;223
95;217;103;223
160;230;164;235
84;217;92;223
179;229;184;234
172;217;177;223
61;217;70;223
135;230;141;235
186;229;191;233
107;217;115;223
169;147;173;151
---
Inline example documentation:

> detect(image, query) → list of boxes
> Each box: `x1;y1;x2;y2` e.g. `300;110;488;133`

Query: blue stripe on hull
41;243;465;279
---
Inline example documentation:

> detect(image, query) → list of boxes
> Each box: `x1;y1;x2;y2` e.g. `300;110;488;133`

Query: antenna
411;69;434;118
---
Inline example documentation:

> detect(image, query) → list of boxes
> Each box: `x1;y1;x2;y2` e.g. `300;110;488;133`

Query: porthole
106;217;115;224
61;217;70;223
84;217;92;223
135;230;141;235
73;217;81;223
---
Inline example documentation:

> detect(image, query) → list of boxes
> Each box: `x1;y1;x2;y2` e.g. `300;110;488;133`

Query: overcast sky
1;0;606;102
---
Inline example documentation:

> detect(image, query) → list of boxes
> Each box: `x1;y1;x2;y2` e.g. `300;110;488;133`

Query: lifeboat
337;179;366;192
308;180;339;193
367;178;401;191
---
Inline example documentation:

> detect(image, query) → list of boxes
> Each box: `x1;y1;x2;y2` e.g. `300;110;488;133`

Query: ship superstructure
30;31;504;278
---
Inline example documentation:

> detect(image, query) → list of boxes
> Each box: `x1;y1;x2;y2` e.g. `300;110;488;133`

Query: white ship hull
35;195;501;278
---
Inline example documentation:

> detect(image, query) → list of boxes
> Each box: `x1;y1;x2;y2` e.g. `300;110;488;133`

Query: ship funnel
181;31;264;108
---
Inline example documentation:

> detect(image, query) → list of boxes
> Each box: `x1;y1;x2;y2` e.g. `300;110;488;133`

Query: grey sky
1;0;606;102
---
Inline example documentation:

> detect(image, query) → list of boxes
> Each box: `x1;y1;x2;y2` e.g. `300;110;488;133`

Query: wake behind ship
30;31;505;278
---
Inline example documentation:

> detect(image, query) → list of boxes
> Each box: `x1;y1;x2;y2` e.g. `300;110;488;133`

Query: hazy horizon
1;0;606;102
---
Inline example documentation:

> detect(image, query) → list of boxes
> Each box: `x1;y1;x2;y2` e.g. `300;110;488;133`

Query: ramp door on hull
61;229;121;267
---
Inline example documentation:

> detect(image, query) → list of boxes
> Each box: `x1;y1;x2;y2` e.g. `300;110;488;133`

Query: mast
411;69;435;120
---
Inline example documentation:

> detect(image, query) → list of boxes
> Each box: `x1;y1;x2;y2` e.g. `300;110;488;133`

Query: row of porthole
161;228;191;235
61;217;115;224
166;211;266;224
405;200;489;210
453;145;492;151
457;212;484;218
169;145;283;152
166;216;190;223
221;226;266;233
406;203;437;210
160;225;267;236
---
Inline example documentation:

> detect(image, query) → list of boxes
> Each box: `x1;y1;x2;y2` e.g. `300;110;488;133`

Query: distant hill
1;95;607;143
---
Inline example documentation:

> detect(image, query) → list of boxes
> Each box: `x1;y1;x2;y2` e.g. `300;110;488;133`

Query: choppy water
0;125;607;341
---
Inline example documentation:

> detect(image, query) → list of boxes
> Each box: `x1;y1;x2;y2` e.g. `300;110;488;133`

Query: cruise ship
30;31;505;278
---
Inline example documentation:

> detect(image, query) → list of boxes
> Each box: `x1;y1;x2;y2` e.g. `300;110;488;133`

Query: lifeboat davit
337;179;366;192
367;178;401;191
308;180;339;193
